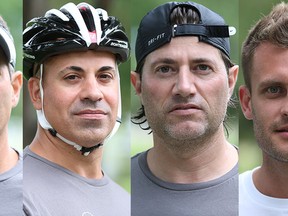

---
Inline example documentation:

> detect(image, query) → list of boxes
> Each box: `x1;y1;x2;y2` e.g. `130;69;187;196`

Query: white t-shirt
239;168;288;216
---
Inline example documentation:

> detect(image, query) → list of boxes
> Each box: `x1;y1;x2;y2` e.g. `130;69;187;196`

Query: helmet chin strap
36;63;121;156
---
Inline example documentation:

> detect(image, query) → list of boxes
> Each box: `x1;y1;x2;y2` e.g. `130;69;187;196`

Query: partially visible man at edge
239;2;288;215
0;16;23;215
131;1;239;215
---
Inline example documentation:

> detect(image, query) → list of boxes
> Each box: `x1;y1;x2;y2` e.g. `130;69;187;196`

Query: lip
169;103;202;115
75;109;107;119
275;126;288;139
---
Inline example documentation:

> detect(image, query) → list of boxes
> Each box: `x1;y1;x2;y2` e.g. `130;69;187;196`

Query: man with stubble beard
131;1;239;215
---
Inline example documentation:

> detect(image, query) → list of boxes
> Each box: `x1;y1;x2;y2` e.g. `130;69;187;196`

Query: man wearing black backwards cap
131;1;239;215
0;16;23;215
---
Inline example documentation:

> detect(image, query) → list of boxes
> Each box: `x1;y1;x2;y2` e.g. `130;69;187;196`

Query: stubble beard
149;110;226;155
253;110;288;163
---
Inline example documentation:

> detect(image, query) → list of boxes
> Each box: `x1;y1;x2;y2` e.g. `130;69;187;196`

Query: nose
80;77;103;102
172;69;196;97
281;96;288;118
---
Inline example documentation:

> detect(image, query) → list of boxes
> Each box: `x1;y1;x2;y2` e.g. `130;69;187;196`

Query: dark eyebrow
59;65;116;74
150;58;177;68
150;57;217;68
258;79;284;89
191;58;216;65
98;66;116;73
59;66;84;74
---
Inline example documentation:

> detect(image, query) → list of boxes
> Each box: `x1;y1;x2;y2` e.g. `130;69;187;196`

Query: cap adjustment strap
172;24;230;38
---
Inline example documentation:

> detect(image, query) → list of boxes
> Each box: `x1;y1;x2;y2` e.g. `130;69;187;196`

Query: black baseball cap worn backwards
135;1;236;67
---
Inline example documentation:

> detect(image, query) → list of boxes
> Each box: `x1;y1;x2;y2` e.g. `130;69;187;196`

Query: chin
165;127;206;141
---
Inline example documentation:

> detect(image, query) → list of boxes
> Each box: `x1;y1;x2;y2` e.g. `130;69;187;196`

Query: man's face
29;50;119;147
240;42;288;162
0;54;22;139
132;37;238;146
0;62;13;136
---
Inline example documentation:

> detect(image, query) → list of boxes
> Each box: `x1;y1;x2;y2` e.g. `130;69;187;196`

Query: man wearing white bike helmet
0;16;22;215
23;2;130;215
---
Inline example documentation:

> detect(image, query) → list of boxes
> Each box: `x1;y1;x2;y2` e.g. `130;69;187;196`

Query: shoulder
131;151;148;173
131;151;145;166
23;147;55;177
131;152;141;164
107;176;130;198
239;169;257;207
239;169;254;188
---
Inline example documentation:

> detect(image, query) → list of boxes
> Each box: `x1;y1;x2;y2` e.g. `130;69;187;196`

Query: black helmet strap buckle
48;128;103;156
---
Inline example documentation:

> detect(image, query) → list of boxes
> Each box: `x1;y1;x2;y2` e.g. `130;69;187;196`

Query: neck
147;125;238;183
253;154;288;198
0;131;18;174
29;125;103;179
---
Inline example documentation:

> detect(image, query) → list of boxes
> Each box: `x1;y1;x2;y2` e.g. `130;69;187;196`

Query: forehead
252;42;288;86
44;50;116;72
144;36;223;65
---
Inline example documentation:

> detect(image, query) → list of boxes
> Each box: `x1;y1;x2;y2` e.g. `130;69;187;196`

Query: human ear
131;71;142;97
239;85;253;120
28;77;42;110
11;71;23;107
228;65;239;98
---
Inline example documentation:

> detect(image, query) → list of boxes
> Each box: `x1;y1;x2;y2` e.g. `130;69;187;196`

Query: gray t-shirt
0;151;23;216
23;147;130;216
131;150;238;216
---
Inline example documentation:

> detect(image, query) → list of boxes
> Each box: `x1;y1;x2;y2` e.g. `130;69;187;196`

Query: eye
267;86;283;94
64;74;80;80
155;65;174;74
264;86;286;99
197;64;210;70
194;64;213;73
98;73;114;82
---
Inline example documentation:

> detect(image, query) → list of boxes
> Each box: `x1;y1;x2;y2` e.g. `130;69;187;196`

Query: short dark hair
242;2;288;91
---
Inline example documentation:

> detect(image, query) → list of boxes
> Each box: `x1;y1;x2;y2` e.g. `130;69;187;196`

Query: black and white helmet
0;21;16;69
23;2;130;79
23;3;129;156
